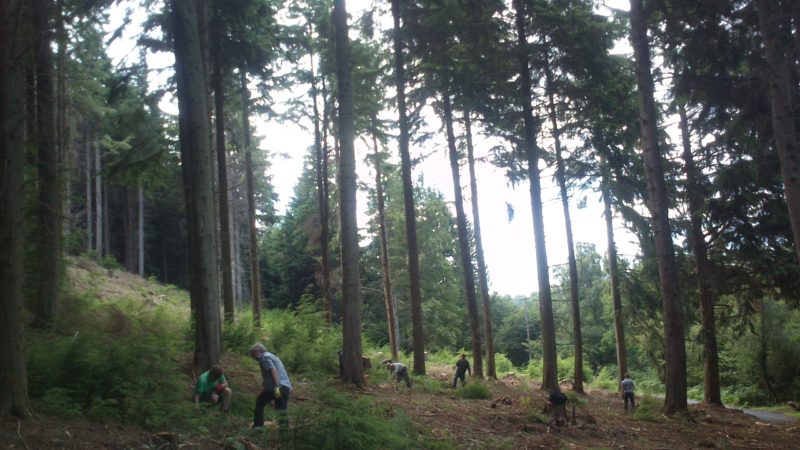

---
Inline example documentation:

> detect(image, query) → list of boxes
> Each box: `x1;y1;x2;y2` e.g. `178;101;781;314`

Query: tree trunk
310;48;333;325
601;166;628;381
171;0;222;371
240;69;261;328
56;3;70;241
103;179;109;256
95;140;102;256
443;95;484;379
138;182;144;276
373;133;400;361
333;0;365;386
0;0;31;417
678;105;722;405
212;8;235;323
629;0;687;415
33;0;61;328
391;0;426;375
85;128;92;253
544;59;582;392
124;187;136;272
514;0;558;392
464;112;495;379
757;0;800;266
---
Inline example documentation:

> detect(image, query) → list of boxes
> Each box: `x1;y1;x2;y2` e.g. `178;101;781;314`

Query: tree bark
95;140;102;256
33;0;61;328
138;182;144;276
310;48;333;325
333;0;365;386
601;166;628;381
678;104;722;405
373;134;400;361
212;6;235;323
85;128;92;253
757;0;800;266
124;187;136;271
171;0;222;371
544;59;582;393
0;0;31;418
629;0;687;415
443;95;484;379
464;112;495;379
240;68;261;328
391;0;426;375
514;0;558;392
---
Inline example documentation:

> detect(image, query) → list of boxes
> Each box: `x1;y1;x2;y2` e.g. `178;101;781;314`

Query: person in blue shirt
620;373;635;411
249;342;292;428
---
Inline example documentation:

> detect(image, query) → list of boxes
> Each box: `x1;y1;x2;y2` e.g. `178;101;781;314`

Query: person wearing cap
193;365;232;412
384;360;412;388
249;342;292;428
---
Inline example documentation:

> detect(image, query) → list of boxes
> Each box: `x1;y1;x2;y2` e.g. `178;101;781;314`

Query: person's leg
274;386;290;428
253;390;274;427
459;373;466;386
401;368;412;387
630;393;635;408
452;374;458;388
623;392;631;410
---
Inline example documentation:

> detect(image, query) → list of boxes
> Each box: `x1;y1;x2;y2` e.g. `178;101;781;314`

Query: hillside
2;259;798;449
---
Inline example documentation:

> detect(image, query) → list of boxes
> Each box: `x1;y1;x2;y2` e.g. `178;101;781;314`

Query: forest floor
3;258;799;449
3;370;798;449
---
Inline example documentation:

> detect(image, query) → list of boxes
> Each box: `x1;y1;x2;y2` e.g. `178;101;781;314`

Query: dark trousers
254;385;290;427
452;371;466;387
396;367;412;387
623;391;635;410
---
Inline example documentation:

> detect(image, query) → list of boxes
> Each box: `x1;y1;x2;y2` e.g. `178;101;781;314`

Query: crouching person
384;360;412;388
250;342;292;429
193;365;232;412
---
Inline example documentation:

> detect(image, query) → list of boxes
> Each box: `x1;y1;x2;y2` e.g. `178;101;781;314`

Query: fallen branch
17;419;30;450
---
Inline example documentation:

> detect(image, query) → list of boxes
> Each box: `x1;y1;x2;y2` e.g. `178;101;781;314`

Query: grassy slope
2;258;797;449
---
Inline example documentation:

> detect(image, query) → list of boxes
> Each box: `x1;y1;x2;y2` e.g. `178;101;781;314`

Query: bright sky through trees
105;0;637;298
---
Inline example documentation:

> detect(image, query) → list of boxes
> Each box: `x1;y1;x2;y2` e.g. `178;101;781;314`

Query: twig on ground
17;419;30;450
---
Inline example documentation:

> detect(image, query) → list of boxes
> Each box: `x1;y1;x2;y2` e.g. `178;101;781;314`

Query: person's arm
193;393;201;405
271;367;280;387
218;374;229;389
467;362;471;376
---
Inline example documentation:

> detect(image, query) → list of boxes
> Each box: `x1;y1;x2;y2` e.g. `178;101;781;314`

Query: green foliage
290;386;419;449
589;366;618;391
631;396;663;423
222;313;260;355
494;353;514;375
261;303;341;377
27;294;193;429
457;382;491;400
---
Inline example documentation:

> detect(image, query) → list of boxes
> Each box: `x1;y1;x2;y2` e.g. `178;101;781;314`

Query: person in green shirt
193;365;231;412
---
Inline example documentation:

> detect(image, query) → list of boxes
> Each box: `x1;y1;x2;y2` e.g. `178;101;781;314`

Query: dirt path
686;398;798;424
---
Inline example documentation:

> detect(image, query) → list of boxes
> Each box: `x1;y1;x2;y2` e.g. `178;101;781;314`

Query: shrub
27;296;193;429
589;366;618;391
494;353;514;374
458;382;491;400
632;396;663;422
289;386;419;450
261;303;342;378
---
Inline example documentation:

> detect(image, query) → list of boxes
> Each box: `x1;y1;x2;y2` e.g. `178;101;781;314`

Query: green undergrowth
27;291;193;429
457;382;492;400
631;395;664;422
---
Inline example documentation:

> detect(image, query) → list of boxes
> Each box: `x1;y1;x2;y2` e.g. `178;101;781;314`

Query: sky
106;0;640;298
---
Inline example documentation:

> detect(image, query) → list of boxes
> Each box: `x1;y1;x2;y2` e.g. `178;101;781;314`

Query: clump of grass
458;382;491;400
